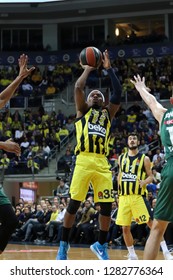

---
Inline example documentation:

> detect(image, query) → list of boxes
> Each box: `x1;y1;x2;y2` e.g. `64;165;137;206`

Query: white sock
160;240;169;253
127;245;136;256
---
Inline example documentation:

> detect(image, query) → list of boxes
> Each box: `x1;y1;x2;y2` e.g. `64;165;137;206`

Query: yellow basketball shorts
116;195;150;226
70;152;115;203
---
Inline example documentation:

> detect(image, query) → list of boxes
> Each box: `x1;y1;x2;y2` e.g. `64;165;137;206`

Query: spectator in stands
32;203;52;242
56;110;65;127
42;141;51;157
52;197;60;208
39;204;59;242
54;178;69;200
41;110;49;123
0;153;10;170
27;156;39;173
20;137;30;153
146;150;153;161
143;107;156;128
12;110;22;122
11;205;33;241
45;82;57;98
21;78;33;96
58;125;69;141
153;156;165;173
152;166;161;184
34;146;48;169
114;139;124;154
149;134;161;154
70;200;95;244
47;64;55;77
108;148;118;168
118;108;127;121
65;117;75;134
42;122;50;138
16;203;47;242
14;208;23;229
138;116;148;131
126;110;137;130
3;124;12;140
58;148;73;175
45;203;66;243
31;67;42;86
139;139;149;154
14;126;24;141
152;148;165;163
107;201;119;244
11;116;22;135
27;121;36;133
127;101;142;114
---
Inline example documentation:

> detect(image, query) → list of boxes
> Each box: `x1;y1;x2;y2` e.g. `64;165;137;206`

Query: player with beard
116;132;173;260
56;49;122;260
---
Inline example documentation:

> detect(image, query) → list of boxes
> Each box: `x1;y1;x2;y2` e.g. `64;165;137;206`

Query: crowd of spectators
10;182;173;247
85;55;173;102
0;107;75;175
0;55;172;104
0;63;78;100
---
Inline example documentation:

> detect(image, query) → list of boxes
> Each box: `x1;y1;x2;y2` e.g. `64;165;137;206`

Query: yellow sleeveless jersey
118;152;147;195
75;107;111;155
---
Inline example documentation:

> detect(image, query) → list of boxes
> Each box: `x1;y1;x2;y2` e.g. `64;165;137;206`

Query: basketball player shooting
56;49;122;260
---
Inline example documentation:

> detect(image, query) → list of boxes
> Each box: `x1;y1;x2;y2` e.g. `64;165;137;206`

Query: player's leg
56;154;91;260
90;157;114;260
144;219;168;259
0;204;18;253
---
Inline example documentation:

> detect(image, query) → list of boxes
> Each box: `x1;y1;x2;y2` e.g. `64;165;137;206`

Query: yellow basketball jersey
75;107;111;155
119;152;147;195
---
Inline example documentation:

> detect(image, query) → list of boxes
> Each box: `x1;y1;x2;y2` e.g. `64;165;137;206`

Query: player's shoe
56;241;70;260
163;251;173;260
90;241;109;260
127;253;138;260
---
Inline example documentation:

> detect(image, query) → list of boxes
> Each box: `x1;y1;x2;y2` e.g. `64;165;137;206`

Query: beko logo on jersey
122;172;137;180
88;122;106;137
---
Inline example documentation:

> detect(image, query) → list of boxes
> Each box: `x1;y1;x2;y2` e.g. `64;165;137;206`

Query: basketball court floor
0;242;166;260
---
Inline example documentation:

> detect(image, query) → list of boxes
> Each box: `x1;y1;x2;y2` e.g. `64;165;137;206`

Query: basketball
79;46;102;68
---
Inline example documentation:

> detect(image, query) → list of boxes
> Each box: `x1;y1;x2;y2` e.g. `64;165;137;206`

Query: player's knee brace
67;199;81;215
100;202;112;216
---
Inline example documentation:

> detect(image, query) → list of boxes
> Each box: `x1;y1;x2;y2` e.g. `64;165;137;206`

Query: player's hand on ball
80;62;96;71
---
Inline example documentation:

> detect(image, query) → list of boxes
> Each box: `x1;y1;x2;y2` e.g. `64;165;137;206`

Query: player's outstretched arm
0;54;35;109
130;75;167;124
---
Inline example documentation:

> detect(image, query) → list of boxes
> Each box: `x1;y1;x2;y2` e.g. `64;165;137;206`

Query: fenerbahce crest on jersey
75;108;111;155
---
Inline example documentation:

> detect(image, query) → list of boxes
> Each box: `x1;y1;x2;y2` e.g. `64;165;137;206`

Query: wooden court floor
0;243;165;260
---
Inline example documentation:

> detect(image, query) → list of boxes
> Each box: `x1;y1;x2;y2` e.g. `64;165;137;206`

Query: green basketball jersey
160;108;173;160
0;185;11;205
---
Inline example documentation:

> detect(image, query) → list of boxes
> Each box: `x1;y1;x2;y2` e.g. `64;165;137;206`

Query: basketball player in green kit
131;74;173;260
0;54;35;254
